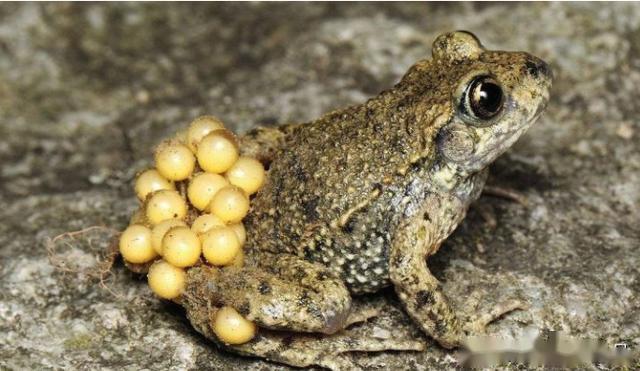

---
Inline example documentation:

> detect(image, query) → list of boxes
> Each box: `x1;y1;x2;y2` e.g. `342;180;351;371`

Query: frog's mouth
462;95;549;174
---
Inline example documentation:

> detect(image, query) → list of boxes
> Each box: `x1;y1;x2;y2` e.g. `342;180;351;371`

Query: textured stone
1;3;638;370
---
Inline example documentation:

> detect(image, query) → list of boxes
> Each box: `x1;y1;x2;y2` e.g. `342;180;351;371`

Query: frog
179;31;552;369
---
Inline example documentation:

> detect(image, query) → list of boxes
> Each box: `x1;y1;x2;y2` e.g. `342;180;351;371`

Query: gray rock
1;2;638;370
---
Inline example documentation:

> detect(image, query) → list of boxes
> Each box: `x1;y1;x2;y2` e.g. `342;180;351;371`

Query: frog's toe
463;298;528;335
482;185;529;206
333;336;425;353
316;354;365;371
344;306;380;327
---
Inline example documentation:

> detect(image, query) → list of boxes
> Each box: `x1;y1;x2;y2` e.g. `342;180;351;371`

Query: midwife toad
180;31;552;366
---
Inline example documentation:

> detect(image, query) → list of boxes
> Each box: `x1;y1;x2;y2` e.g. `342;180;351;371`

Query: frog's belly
311;252;391;295
306;228;393;295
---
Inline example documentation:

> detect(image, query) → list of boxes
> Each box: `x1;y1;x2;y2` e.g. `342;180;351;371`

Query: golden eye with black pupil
464;76;504;121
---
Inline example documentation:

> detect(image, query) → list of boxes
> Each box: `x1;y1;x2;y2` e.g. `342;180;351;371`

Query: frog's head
410;31;552;176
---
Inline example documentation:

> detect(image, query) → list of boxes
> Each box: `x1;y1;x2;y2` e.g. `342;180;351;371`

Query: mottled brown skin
180;31;552;367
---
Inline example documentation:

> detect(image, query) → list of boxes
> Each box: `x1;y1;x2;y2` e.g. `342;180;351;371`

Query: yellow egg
162;226;202;268
151;219;187;255
134;169;176;201
228;222;246;246
225;156;265;195
201;226;241;266
119;225;157;264
212;306;256;345
191;214;225;237
146;190;187;225
147;260;186;299
187;115;225;152
155;141;196;181
187;173;229;211
196;130;239;174
208;186;250;223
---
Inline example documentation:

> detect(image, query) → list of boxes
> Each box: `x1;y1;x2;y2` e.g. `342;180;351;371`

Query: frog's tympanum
180;31;552;367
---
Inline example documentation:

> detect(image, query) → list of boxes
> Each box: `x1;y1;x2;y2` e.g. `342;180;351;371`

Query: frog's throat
429;160;468;193
428;160;488;211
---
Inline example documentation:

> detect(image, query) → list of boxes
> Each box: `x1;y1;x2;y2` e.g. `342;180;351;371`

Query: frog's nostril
525;58;552;80
538;61;552;80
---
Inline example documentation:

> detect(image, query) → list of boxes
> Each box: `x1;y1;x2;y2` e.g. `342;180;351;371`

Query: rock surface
1;2;638;370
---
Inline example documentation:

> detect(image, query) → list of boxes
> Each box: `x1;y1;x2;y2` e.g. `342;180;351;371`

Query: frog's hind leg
184;291;425;371
180;256;425;370
180;253;351;335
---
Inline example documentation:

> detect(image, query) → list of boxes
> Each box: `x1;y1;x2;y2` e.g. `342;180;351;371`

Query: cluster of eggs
118;116;261;344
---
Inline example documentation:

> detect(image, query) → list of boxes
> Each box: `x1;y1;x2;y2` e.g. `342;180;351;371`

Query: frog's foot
232;301;424;370
482;185;529;206
462;298;528;335
344;303;380;327
181;254;352;334
229;325;425;371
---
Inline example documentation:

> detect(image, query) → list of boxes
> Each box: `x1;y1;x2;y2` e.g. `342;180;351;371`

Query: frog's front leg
389;214;525;349
389;223;462;348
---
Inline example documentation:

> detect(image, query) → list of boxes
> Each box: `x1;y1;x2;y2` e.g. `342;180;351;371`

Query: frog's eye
462;76;505;121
